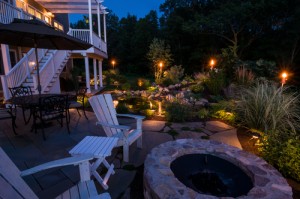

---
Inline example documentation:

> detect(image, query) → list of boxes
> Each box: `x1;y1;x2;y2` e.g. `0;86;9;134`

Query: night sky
70;0;165;23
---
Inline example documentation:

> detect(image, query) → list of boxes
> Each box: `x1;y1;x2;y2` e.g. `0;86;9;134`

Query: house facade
0;0;108;101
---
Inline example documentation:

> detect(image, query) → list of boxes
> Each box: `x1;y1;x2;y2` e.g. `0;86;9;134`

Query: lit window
35;11;42;19
44;16;50;24
27;6;35;16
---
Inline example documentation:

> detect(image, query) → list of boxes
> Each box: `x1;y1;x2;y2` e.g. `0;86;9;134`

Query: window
27;6;35;16
35;11;42;19
9;50;17;67
44;16;50;24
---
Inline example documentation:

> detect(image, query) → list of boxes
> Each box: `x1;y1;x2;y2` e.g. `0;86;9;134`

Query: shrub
190;84;204;94
116;102;129;113
161;78;174;87
235;66;255;86
210;100;235;113
260;133;300;181
197;108;210;119
277;139;300;181
235;81;300;133
142;109;156;119
212;110;236;124
121;83;131;91
205;69;226;95
163;65;184;84
194;72;208;84
165;101;193;122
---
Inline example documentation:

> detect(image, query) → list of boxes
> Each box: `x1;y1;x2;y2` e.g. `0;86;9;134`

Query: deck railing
0;0;31;23
68;28;107;53
0;0;64;31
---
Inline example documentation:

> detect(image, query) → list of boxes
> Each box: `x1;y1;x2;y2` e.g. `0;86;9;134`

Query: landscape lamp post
281;72;288;87
158;61;163;81
209;59;216;70
111;60;116;69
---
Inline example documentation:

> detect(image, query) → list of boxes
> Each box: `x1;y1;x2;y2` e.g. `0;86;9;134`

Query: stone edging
144;139;293;199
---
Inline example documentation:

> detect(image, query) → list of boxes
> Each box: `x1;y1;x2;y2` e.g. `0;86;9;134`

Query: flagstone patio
0;108;241;199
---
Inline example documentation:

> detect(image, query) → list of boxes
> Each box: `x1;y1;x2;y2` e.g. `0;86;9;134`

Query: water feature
115;96;165;118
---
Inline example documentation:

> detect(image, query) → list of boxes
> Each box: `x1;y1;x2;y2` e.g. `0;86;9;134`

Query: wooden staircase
22;50;71;94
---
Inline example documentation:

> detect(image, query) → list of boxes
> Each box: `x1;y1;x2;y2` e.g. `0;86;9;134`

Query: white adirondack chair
88;94;145;162
0;147;111;199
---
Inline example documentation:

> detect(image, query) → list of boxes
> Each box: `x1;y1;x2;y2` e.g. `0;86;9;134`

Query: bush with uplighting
259;132;300;182
235;81;300;133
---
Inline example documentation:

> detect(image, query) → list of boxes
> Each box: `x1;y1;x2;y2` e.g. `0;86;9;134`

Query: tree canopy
71;0;300;85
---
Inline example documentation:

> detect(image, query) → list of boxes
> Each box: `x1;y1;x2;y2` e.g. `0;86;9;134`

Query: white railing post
0;75;10;100
32;74;37;93
25;55;30;77
88;0;93;45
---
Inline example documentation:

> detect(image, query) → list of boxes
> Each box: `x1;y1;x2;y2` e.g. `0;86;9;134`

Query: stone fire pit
144;139;293;199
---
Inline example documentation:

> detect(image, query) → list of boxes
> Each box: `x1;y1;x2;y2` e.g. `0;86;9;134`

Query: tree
147;38;173;83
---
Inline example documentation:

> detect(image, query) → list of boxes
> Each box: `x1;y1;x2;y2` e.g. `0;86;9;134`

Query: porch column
97;3;101;38
1;44;11;74
88;0;93;44
93;58;98;90
103;13;107;42
98;59;103;87
84;56;91;93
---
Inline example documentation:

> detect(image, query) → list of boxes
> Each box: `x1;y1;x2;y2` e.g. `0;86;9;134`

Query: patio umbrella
0;18;92;94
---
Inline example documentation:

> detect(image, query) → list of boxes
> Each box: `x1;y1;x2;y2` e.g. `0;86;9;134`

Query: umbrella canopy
0;18;92;94
0;18;92;50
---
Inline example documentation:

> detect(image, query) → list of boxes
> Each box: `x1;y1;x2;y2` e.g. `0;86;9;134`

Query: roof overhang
35;0;108;14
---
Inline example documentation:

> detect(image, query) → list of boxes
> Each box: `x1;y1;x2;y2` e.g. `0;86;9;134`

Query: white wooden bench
0;147;111;199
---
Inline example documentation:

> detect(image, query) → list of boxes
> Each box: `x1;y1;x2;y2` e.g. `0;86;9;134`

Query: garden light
111;60;116;69
281;72;288;87
159;62;163;69
138;79;143;87
209;59;216;70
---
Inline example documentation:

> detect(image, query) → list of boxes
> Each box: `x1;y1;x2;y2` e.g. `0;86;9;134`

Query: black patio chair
9;86;33;124
33;95;70;140
68;87;88;122
0;107;17;135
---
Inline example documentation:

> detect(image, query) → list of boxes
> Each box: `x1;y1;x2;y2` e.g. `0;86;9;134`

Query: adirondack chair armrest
96;121;131;130
96;122;133;137
116;114;145;120
90;192;111;199
20;155;94;177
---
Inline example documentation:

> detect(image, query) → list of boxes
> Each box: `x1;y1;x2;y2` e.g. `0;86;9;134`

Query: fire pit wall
144;139;293;199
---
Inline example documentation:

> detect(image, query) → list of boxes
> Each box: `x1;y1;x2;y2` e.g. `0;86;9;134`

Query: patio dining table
7;93;75;125
8;93;74;107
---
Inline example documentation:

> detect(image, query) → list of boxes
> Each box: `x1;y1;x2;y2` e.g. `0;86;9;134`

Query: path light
281;71;288;87
158;101;162;116
138;79;143;87
111;60;116;69
209;58;216;70
159;62;163;70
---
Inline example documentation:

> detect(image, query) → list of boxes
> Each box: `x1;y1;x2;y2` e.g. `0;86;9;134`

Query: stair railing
32;50;70;93
0;48;46;100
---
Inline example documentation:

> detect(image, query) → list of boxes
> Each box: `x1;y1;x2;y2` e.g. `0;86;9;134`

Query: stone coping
144;139;293;199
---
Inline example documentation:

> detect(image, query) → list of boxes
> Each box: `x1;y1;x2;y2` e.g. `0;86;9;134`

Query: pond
114;96;165;118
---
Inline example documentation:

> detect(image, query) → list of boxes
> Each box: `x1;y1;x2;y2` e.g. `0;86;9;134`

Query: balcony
68;29;107;53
